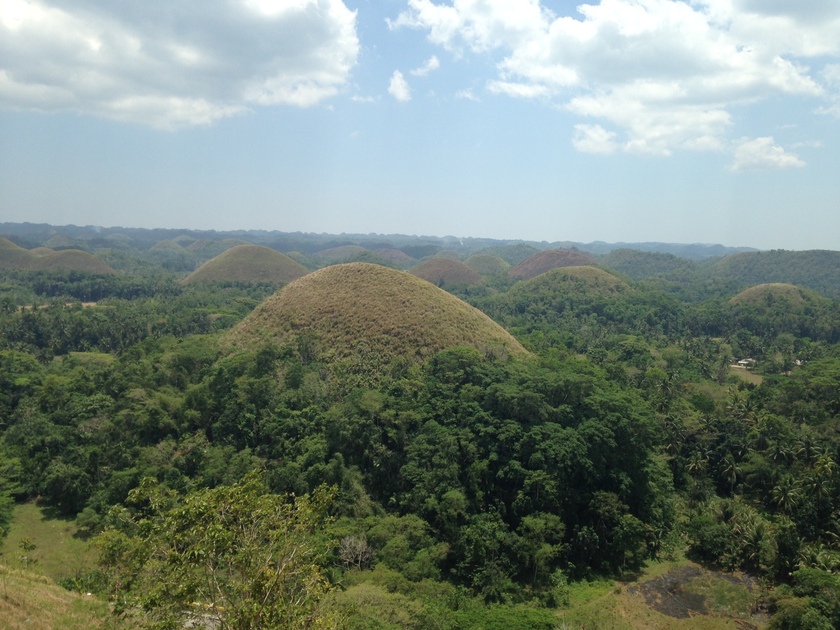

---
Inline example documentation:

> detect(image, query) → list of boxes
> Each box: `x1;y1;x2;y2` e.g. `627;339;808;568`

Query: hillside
0;245;115;274
226;262;529;365
410;258;482;287
182;244;309;284
464;253;511;276
713;249;840;298
600;249;698;281
30;250;116;275
509;248;598;279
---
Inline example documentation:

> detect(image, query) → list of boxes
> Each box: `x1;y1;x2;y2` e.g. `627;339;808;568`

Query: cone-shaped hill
513;266;629;297
509;249;598;279
729;283;821;307
714;250;840;299
226;263;529;365
31;250;116;274
411;258;482;287
182;245;309;285
726;283;838;342
465;254;511;276
0;243;115;274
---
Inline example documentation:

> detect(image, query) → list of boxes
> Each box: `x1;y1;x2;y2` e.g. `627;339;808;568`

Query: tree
95;473;338;630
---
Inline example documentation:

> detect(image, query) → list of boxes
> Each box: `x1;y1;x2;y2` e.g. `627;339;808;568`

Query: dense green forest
1;233;839;629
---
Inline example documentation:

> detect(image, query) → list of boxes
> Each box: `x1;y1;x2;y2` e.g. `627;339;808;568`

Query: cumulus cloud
729;137;806;171
456;88;479;101
0;0;359;128
572;124;618;154
388;70;411;102
392;0;840;163
411;56;440;76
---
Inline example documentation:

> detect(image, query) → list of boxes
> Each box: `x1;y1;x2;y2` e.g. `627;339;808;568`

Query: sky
1;0;840;251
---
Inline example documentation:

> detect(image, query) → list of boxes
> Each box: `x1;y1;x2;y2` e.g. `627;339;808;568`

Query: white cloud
456;88;479;101
411;56;440;76
388;70;411;102
572;124;618;153
0;0;359;128
729;137;806;171
392;0;840;163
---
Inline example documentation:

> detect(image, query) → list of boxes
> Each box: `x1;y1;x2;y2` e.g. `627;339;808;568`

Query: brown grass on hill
464;254;511;276
729;282;809;306
517;266;629;295
0;237;26;251
182;244;309;284
29;247;54;256
314;245;369;260
31;250;116;275
226;263;529;364
0;248;35;271
509;249;598;279
411;258;482;286
375;248;416;264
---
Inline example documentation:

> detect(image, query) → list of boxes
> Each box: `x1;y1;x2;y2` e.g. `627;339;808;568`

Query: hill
712;249;840;298
226;263;529;366
314;245;368;261
0;246;115;274
31;250;116;275
182;244;309;284
477;243;541;265
600;249;697;281
509;249;598;279
411;258;482;287
464;254;511;276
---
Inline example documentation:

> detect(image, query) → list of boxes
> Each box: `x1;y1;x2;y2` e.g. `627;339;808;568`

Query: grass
509;249;599;279
410;258;482;286
464;254;511;276
555;560;767;630
226;262;530;366
0;565;118;630
0;503;95;581
182;244;309;284
729;283;807;305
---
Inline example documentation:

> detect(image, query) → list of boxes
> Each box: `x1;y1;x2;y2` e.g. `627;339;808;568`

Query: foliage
95;473;338;630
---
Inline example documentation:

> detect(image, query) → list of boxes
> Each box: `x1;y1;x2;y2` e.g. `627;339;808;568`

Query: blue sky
2;0;840;250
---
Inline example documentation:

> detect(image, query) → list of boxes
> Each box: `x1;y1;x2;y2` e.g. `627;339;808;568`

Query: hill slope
713;249;840;298
411;258;482;287
509;249;598;279
182;244;309;284
226;263;529;365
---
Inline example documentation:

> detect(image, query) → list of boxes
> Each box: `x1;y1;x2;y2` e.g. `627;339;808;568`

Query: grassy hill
600;249;698;281
0;245;115;274
314;245;368;261
410;258;482;287
712;249;840;298
182;244;309;284
509;248;599;279
226;262;529;366
464;253;511;276
31;250;115;275
477;243;541;265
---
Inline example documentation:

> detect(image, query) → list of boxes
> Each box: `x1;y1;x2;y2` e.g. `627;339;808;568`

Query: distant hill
314;245;368;261
411;258;482;287
464;254;511;276
375;248;416;268
0;243;115;274
32;250;116;274
226;263;529;368
182;244;309;284
712;250;840;299
600;249;697;281
509;249;598;280
478;243;541;266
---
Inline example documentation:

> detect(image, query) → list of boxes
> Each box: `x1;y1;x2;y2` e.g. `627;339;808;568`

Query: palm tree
771;475;800;514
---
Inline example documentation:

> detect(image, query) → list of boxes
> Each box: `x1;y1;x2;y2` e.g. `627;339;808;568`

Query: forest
0;227;838;630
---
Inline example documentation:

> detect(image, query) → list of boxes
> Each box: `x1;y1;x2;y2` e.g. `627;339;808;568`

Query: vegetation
509;249;599;279
1;225;839;629
182;244;309;284
410;258;482;287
